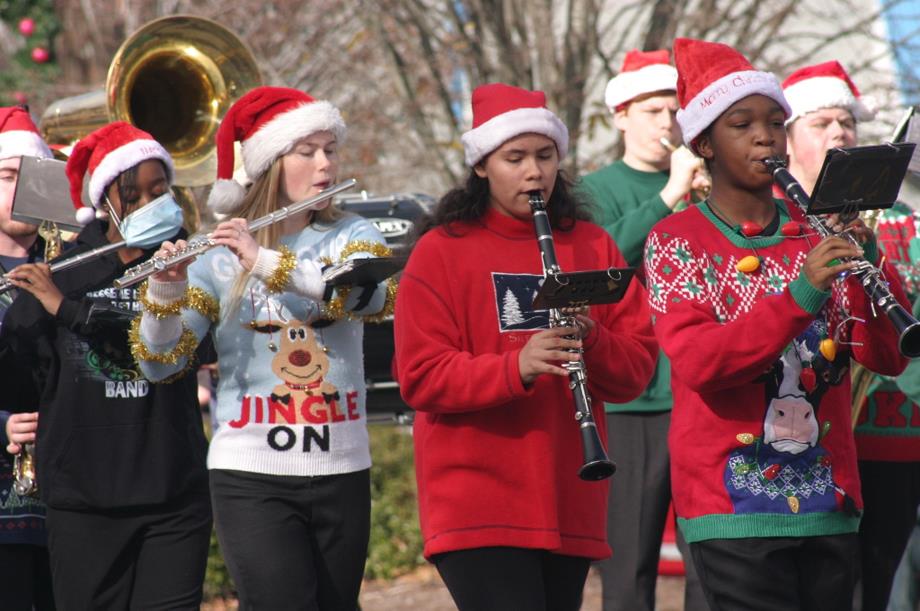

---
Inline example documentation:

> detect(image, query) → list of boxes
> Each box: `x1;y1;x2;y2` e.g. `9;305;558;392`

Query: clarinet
764;157;920;358
528;191;616;481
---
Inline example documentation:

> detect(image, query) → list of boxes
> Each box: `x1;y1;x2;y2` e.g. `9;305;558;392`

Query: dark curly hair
413;168;592;240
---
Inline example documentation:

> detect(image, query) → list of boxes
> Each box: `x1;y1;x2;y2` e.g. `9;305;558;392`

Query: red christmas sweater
853;202;920;460
394;207;657;560
645;200;908;543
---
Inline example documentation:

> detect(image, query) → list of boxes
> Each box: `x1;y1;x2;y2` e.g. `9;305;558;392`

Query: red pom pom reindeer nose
289;350;312;367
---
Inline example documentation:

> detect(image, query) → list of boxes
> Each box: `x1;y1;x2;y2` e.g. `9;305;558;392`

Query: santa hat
65;122;173;225
782;60;876;125
0;106;52;161
604;49;678;112
208;86;347;214
460;83;568;166
673;38;790;148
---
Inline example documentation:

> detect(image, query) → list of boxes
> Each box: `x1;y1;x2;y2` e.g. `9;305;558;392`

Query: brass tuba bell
40;15;261;196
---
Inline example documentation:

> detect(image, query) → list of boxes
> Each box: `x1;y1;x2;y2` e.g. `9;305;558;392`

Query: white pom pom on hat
208;86;347;214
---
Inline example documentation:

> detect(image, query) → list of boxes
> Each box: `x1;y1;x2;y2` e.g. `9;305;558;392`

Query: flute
113;179;357;289
0;239;127;296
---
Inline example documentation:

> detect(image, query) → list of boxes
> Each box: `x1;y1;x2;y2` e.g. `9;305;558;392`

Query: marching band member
0;105;55;611
0;122;211;609
579;49;707;611
647;38;909;611
133;86;392;610
782;60;920;611
393;82;657;611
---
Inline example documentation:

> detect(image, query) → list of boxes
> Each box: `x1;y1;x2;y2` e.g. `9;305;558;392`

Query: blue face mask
117;192;184;249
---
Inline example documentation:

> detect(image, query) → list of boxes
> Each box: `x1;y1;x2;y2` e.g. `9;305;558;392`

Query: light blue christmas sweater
132;214;394;477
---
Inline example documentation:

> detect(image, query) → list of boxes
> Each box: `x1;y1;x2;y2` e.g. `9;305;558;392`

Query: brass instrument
113;179;358;289
12;444;38;498
659;137;711;200
41;15;261;188
528;191;616;481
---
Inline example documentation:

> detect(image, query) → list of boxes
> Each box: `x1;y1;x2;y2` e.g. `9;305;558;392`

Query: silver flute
764;157;920;357
113;179;357;289
0;240;127;296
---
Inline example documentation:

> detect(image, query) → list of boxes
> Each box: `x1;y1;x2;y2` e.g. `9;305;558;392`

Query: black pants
690;534;860;611
0;544;55;611
210;468;371;611
433;546;591;611
598;411;708;611
858;460;920;611
45;489;211;610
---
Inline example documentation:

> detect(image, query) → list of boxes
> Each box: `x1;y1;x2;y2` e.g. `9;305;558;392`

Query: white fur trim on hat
461;107;569;166
0;130;52;161
676;70;791;147
87;139;174;208
207;178;247;214
241;101;347;180
605;64;678;112
783;76;876;125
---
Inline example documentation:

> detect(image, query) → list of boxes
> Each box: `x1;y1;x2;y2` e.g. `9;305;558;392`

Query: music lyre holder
532;268;635;310
808;142;915;217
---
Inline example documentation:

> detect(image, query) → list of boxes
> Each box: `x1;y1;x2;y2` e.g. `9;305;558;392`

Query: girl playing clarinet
393;82;658;611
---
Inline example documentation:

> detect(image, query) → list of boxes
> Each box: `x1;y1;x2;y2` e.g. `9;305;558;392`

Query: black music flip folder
809;142;916;215
11;156;85;232
322;255;408;286
532;267;635;310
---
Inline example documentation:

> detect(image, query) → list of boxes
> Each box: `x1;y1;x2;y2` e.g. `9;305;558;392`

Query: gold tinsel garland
128;317;199;366
265;246;297;294
321;240;397;322
138;281;220;323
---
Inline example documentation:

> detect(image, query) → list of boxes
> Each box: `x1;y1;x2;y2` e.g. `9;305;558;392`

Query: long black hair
413;167;592;241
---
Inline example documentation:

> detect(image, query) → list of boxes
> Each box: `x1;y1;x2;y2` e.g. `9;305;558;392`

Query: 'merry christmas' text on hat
673;38;790;149
604;49;678;113
208;86;347;214
460;83;569;167
65;122;173;225
0;106;52;161
782;60;876;125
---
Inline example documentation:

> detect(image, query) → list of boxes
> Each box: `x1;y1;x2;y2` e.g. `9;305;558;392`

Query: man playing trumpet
579;49;709;611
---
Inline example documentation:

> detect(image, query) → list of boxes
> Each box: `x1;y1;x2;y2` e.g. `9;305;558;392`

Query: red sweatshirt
394;207;657;560
646;200;908;543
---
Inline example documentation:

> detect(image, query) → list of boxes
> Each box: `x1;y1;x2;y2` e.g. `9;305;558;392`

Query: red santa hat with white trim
65;122;173;225
673;38;790;150
0;106;52;161
460;83;569;166
604;49;678;113
208;86;347;214
782;60;876;125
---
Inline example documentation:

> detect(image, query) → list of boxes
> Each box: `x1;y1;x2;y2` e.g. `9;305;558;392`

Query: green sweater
580;160;673;414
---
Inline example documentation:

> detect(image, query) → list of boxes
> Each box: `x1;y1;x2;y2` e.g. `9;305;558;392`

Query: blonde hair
224;157;347;317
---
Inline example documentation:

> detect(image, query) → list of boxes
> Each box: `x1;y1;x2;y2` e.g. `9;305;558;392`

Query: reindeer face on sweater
271;323;329;387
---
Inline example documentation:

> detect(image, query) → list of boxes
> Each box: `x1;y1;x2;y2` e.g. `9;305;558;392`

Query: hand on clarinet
211;219;259;272
825;214;874;246
518;326;582;385
803;235;863;291
5;412;38;455
152;239;194;283
7;263;64;315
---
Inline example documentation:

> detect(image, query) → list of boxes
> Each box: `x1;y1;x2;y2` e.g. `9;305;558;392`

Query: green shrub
202;424;424;599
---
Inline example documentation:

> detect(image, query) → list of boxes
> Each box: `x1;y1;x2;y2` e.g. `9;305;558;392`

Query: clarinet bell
579;426;616;481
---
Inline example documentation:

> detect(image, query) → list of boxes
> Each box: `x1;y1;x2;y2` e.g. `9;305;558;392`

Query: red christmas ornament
18;18;35;37
31;47;49;64
800;368;817;393
12;91;27;105
781;221;802;236
740;221;763;237
762;464;781;480
819;454;832;467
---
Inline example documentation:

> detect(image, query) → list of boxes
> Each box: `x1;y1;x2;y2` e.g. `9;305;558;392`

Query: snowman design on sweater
725;317;853;515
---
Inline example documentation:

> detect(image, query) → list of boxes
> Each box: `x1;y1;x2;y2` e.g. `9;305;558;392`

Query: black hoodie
0;220;209;510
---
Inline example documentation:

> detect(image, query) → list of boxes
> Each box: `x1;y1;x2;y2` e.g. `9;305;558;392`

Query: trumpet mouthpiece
659;137;677;152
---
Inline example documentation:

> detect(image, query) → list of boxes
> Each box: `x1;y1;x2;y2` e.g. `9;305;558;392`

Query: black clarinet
528;191;616;481
764;157;920;357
